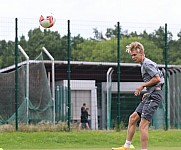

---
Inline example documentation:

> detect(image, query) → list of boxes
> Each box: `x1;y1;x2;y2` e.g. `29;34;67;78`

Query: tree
0;40;14;68
71;36;163;64
19;28;67;60
71;34;85;50
168;39;181;65
0;25;180;69
92;28;105;41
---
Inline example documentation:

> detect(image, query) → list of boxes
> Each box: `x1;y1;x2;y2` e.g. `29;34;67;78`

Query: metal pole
55;86;59;122
42;47;55;124
164;23;168;130
117;22;121;131
67;20;71;131
106;67;114;129
18;45;29;124
15;18;19;131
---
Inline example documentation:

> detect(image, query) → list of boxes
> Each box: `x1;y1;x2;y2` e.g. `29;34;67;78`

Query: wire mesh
0;17;181;129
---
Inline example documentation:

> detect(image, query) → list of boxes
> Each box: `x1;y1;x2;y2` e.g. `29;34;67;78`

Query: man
78;103;89;130
112;42;164;150
85;107;91;128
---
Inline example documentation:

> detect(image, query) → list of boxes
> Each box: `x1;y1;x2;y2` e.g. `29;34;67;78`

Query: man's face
130;49;143;63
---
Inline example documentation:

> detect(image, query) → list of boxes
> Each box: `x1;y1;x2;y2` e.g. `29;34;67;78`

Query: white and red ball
39;15;56;28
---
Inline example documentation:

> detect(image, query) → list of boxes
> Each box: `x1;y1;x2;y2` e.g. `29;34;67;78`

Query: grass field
4;148;181;150
0;129;181;150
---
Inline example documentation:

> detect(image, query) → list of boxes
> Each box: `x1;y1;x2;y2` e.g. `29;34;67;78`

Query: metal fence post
15;18;19;131
67;20;71;131
117;22;121;130
164;23;168;130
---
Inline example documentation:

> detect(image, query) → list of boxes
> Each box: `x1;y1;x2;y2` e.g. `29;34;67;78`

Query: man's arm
134;74;161;96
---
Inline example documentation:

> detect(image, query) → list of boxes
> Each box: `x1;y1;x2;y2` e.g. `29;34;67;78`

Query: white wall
61;80;98;130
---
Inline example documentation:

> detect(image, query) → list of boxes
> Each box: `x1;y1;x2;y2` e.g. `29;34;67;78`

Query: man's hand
134;85;144;96
142;93;148;101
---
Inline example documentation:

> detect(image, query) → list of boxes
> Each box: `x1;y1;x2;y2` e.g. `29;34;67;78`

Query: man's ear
140;51;145;56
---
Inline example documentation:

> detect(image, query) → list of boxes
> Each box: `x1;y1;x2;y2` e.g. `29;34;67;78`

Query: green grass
0;130;181;150
2;148;181;150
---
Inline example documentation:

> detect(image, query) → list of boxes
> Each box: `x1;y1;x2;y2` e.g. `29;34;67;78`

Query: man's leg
86;122;89;129
124;112;140;147
140;90;163;149
112;112;140;150
139;117;150;149
78;122;82;130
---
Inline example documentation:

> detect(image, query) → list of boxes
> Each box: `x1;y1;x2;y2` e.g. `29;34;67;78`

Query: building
1;60;181;129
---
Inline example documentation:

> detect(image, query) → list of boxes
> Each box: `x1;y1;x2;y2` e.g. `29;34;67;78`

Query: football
39;15;56;28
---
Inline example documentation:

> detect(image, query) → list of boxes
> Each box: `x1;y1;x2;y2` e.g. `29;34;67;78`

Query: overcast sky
1;0;180;24
1;0;181;40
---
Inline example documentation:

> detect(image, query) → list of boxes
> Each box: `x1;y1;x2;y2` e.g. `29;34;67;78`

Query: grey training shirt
141;58;164;91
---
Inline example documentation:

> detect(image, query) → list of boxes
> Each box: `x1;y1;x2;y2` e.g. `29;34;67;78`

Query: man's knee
129;112;140;125
139;117;150;131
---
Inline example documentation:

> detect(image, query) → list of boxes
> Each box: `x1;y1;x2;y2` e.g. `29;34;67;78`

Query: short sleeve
144;63;159;77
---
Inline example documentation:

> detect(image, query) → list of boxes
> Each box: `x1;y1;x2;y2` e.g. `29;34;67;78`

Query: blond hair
126;41;144;54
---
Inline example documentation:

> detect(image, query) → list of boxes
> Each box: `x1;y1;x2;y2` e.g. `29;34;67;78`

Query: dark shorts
135;90;163;122
81;116;88;123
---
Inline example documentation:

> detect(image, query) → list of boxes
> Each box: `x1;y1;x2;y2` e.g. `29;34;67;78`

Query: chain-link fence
0;17;181;130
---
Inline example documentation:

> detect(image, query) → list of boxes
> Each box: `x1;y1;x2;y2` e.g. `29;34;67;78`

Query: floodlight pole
18;45;29;124
42;47;55;125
